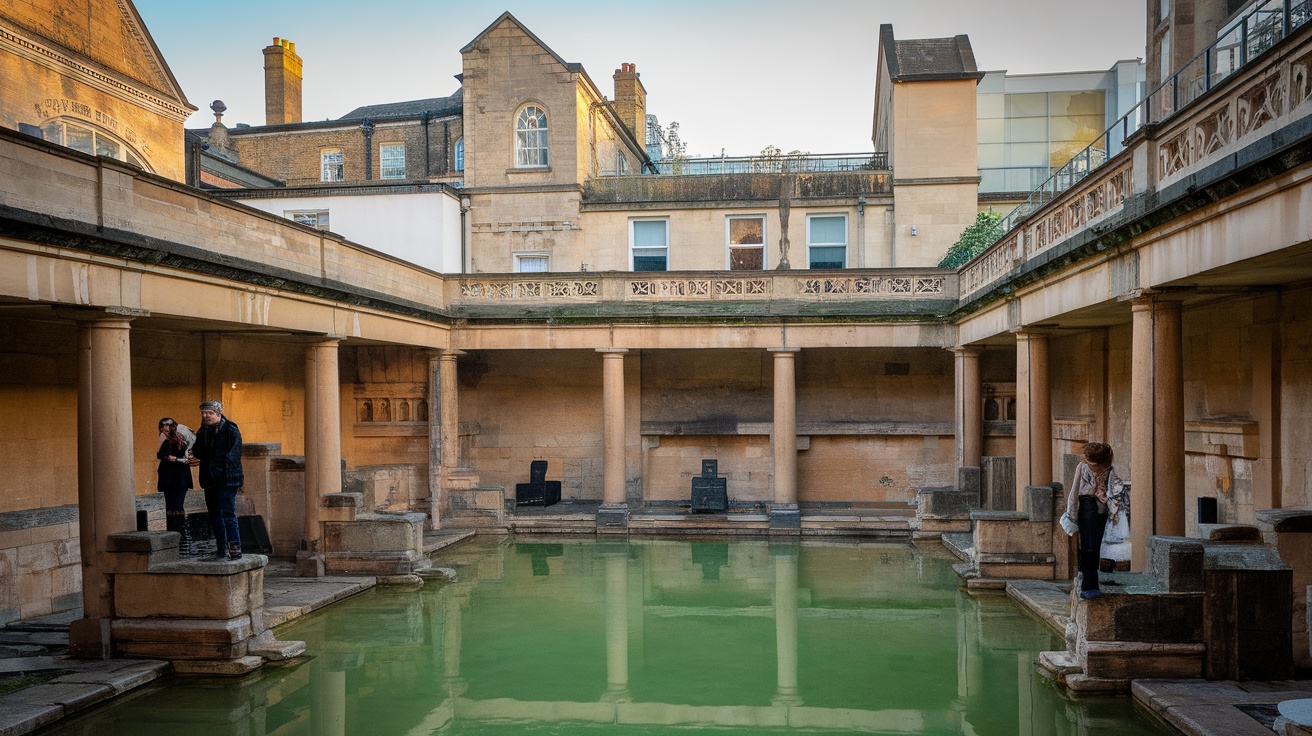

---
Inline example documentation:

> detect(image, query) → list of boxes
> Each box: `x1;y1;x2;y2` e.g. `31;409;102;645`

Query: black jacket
192;417;244;490
156;436;194;493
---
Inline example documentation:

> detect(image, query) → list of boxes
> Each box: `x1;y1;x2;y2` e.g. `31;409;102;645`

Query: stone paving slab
3;610;79;633
1006;579;1071;636
0;633;67;648
0;701;61;736
1134;679;1312;736
262;575;376;630
0;659;54;675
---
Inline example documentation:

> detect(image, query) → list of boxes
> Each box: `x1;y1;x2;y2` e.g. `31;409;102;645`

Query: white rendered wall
239;190;463;274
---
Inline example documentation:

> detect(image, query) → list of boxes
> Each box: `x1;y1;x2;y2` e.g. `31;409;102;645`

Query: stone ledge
171;655;263;676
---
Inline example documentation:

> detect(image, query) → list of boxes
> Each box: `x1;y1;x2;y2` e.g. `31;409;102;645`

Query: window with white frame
287;209;330;230
727;216;765;270
380;143;406;179
630;219;669;271
453;137;464;172
321;149;344;182
515;106;549;167
807;214;847;269
616;152;628;175
514;253;550;273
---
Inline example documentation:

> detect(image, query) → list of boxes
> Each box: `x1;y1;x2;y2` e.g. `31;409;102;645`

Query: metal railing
641;152;889;176
993;0;1311;237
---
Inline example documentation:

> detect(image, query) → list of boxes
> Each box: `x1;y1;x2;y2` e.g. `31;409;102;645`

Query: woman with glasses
156;418;196;555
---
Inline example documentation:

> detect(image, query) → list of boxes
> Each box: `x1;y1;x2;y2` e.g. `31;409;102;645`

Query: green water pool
47;536;1171;735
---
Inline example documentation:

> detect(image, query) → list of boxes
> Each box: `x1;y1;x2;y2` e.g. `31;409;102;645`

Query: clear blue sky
134;0;1147;156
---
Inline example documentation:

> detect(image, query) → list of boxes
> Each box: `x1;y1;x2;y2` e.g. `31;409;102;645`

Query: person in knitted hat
189;400;244;560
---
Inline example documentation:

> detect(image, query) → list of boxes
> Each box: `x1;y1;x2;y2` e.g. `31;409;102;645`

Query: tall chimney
263;37;303;125
612;63;646;143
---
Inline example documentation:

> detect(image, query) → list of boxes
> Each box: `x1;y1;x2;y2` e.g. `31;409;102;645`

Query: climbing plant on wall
938;210;1004;269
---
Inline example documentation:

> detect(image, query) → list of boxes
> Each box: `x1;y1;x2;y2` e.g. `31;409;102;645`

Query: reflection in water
47;538;1170;735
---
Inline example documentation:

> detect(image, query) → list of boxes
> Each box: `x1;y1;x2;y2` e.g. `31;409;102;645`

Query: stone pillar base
769;504;801;532
68;617;112;660
296;549;326;577
596;504;629;532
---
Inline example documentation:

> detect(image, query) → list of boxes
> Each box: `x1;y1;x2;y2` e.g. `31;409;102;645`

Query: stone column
953;346;983;469
299;338;342;577
439;351;461;474
770;348;801;530
314;661;347;736
602;551;631;701
598;349;630;530
425;350;442;530
772;546;802;706
1014;331;1052;510
69;313;140;658
1130;295;1186;570
442;588;469;697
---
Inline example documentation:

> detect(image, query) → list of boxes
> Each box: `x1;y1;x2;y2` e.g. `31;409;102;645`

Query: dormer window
515;105;548;168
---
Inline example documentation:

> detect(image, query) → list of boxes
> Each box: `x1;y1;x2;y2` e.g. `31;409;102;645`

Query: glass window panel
322;151;344;182
633;252;667;271
454;138;465;172
809;246;846;269
1005;93;1047;118
66;125;94;154
632;220;667;247
1049;114;1107;141
1050;91;1105;118
729;217;763;245
977;94;1005;119
978;143;1006;167
516;255;549;273
1004;117;1048;143
1004;142;1048;166
515;106;549;167
380;144;405;179
977;118;1005;145
808;215;846;245
730;247;764;270
95;135;119;159
41;122;63;145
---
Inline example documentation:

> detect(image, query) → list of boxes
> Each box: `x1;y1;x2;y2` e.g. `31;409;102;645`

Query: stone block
114;638;250;661
113;563;262;620
1078;591;1204;643
112;616;253;644
1081;641;1205;679
917;486;978;519
1203;544;1293;681
956;466;981;498
1150;536;1205;592
323;512;423;554
1197;524;1263;542
1023;484;1056;522
171;656;264;676
980;456;1015;511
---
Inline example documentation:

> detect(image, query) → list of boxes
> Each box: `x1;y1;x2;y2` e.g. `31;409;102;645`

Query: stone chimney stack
612;63;646;141
263;37;303;125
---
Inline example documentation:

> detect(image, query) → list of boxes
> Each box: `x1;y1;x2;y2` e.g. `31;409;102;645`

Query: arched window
515;106;548;168
454;137;464;172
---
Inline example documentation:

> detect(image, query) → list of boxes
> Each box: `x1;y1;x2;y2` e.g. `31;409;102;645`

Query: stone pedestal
915;485;978;537
965;484;1058;581
106;531;304;674
1202;535;1293;680
1257;509;1312;670
318;492;430;574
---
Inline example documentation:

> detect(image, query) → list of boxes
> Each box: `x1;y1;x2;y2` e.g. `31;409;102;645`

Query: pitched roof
880;24;984;83
338;88;463;121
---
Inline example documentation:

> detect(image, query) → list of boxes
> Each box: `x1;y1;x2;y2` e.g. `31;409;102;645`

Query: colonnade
951;291;1188;571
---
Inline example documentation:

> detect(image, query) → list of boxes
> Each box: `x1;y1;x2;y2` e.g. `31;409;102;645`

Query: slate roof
880;24;984;82
338;88;463;121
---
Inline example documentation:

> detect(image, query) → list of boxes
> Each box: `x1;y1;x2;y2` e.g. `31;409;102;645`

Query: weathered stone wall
229;116;462;186
0;506;81;625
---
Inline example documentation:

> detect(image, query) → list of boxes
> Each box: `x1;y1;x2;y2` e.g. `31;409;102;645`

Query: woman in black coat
156;417;195;554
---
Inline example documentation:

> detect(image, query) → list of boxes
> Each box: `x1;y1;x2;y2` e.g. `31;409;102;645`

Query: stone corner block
1196;523;1262;542
1149;536;1205;592
1023;485;1056;522
323;493;365;508
107;531;176;553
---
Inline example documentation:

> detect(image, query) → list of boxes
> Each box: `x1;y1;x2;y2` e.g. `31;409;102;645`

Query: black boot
227;542;243;561
166;511;190;556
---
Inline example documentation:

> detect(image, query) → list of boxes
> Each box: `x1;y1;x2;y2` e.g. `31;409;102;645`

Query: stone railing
583;170;891;204
450;270;955;309
961;14;1312;303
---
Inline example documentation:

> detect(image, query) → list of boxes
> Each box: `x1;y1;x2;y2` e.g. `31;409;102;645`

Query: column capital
596;348;629;355
438;349;465;360
768;347;801;354
1010;327;1052;339
951;345;983;357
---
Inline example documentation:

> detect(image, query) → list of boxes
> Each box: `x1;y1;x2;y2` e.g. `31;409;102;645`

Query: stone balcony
445;269;957;321
583;170;891;206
